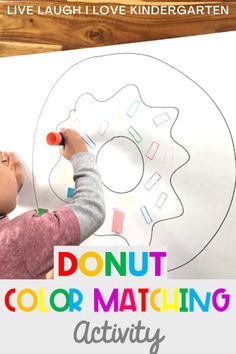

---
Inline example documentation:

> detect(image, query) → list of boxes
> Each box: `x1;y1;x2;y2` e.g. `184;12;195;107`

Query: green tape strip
34;208;48;217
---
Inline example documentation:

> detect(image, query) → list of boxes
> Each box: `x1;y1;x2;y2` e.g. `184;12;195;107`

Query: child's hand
46;269;54;280
0;152;24;192
59;128;88;160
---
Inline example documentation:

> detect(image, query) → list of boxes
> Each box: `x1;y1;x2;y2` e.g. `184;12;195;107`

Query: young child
0;128;105;279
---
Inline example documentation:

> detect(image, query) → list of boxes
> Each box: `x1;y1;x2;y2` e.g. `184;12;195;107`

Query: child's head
0;152;18;215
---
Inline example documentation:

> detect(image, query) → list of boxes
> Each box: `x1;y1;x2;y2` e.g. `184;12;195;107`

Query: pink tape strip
112;210;125;234
146;141;159;160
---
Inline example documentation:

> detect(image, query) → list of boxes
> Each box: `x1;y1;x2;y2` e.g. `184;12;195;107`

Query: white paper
1;32;236;278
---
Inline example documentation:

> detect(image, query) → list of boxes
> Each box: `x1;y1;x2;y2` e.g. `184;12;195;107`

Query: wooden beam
0;41;62;56
0;1;236;56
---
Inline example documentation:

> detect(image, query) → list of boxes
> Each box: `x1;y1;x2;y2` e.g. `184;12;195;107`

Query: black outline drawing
144;172;161;191
46;84;186;248
146;141;159;160
96;136;145;194
32;53;236;273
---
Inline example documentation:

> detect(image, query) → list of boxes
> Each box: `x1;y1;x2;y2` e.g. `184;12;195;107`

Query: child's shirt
0;207;79;278
0;152;105;279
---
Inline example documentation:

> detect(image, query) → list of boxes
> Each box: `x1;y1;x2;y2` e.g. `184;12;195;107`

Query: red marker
46;132;65;146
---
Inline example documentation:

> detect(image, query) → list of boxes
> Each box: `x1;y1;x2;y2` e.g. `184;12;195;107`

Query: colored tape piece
34;208;48;217
115;195;136;206
98;120;109;136
144;172;161;191
127;126;142;143
156;192;168;208
140;206;153;224
82;134;96;149
127;100;140;117
146;141;159;160
164;147;174;165
46;132;65;146
67;187;75;198
153;113;170;127
112;209;125;234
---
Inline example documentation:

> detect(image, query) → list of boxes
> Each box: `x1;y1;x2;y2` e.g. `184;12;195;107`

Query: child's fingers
59;128;66;133
59;127;68;136
59;127;71;133
59;128;76;137
59;128;68;147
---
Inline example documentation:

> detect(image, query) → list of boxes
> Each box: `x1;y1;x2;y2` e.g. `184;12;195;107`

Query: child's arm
19;129;105;278
60;128;105;241
67;152;105;241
